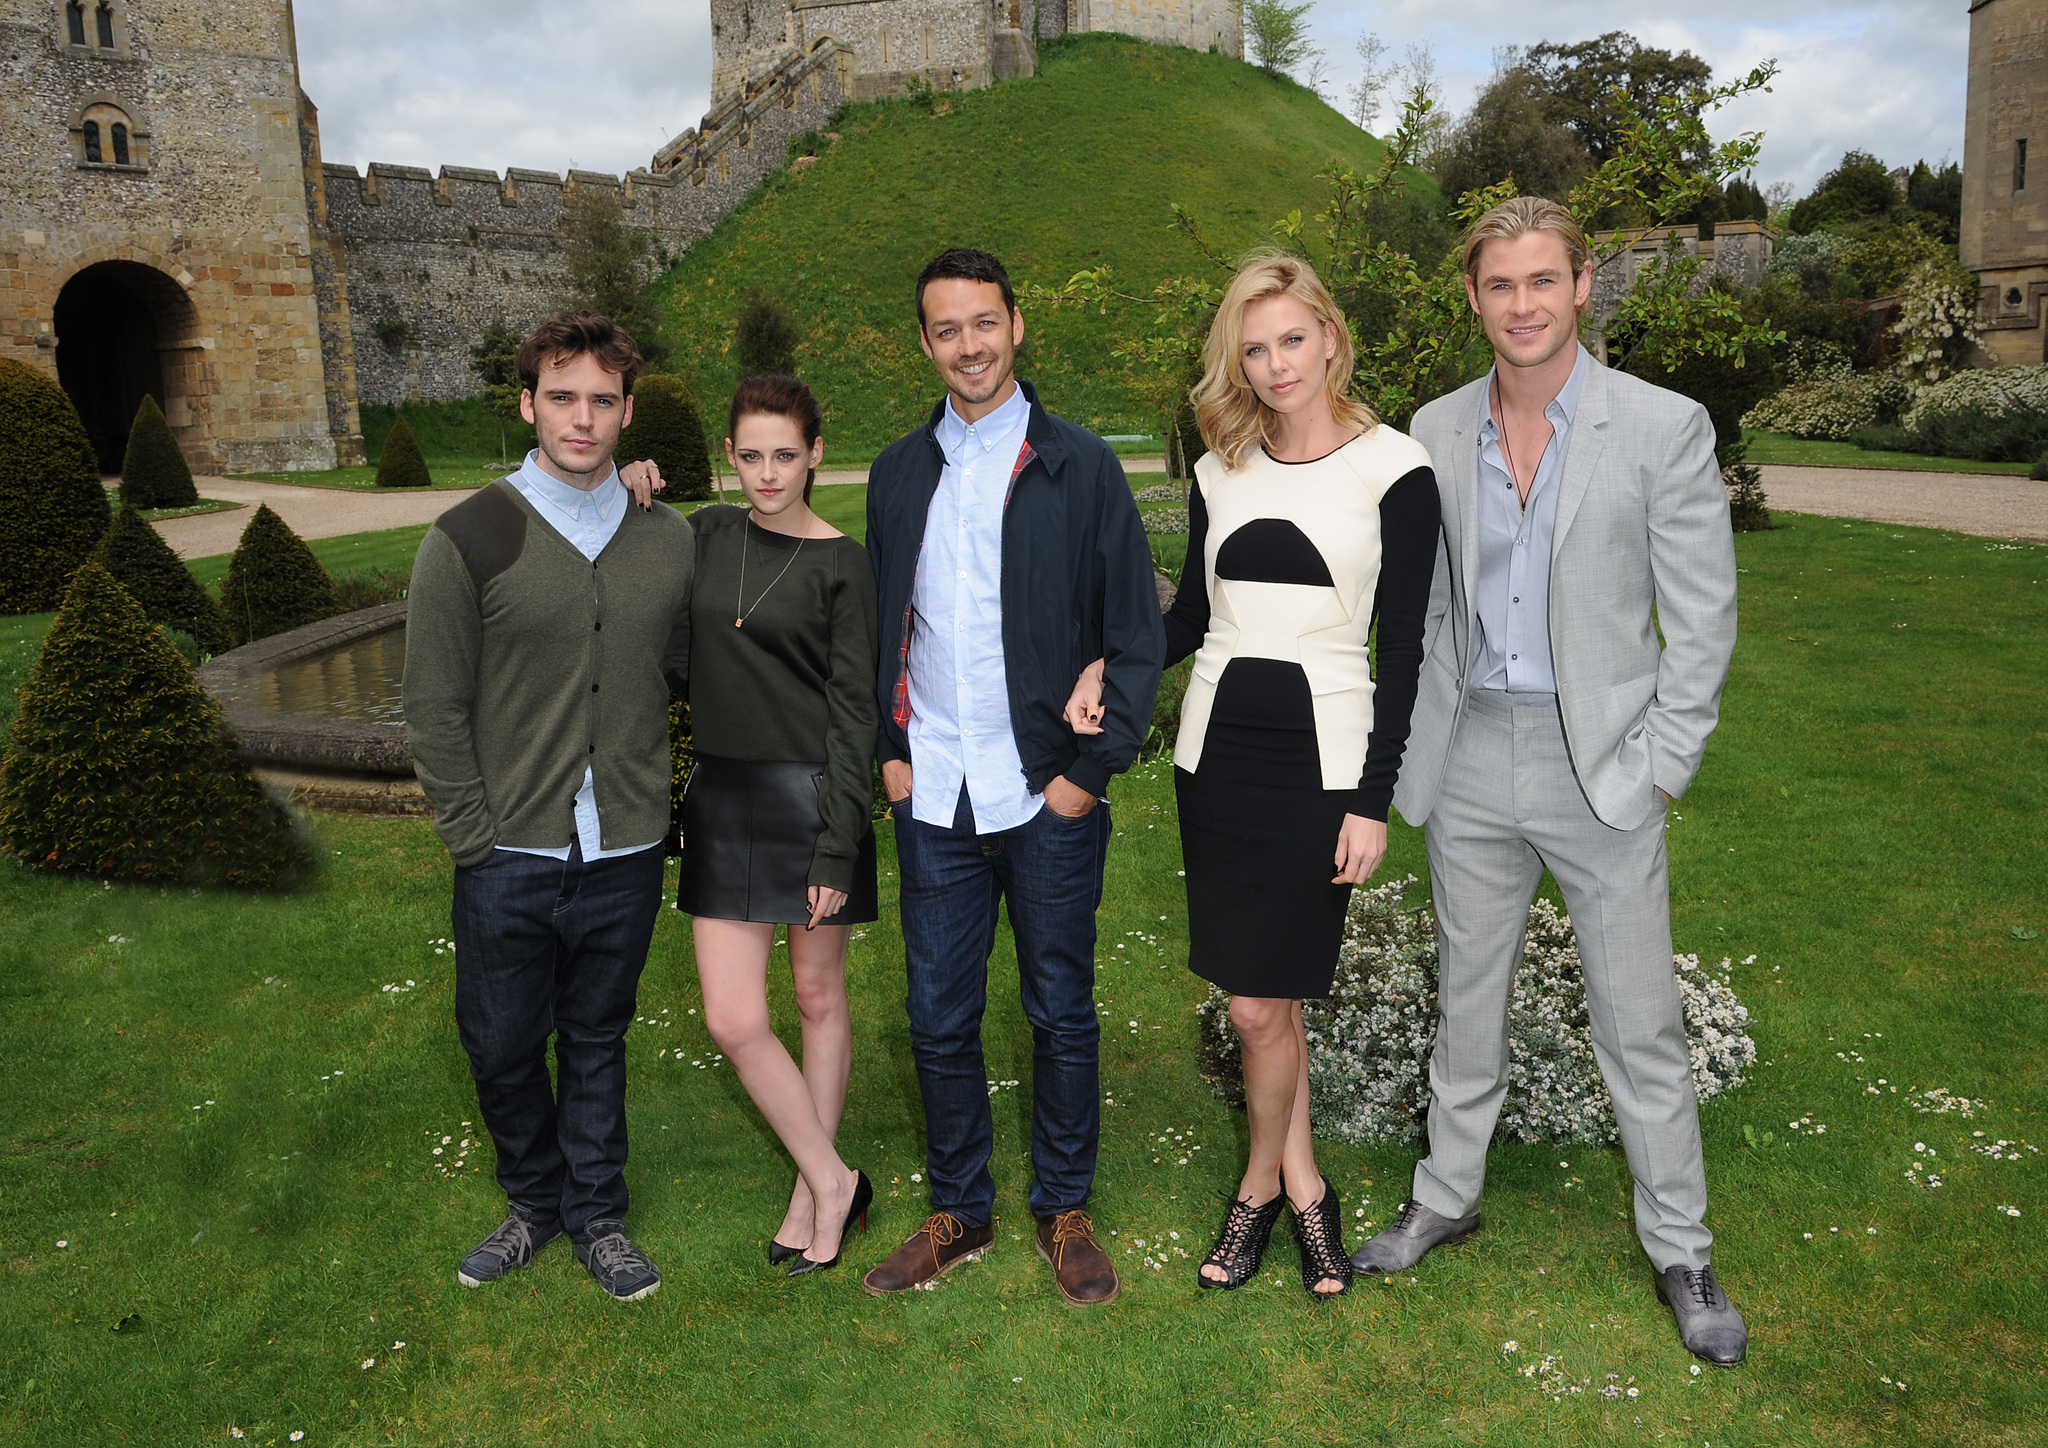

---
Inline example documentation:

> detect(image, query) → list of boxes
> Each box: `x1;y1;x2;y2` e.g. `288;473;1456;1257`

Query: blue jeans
894;801;1111;1225
451;842;664;1241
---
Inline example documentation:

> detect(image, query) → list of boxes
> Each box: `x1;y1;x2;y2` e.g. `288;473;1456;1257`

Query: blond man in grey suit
1349;197;1746;1366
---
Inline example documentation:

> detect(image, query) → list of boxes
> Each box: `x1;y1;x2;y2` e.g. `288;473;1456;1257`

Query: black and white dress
1167;429;1439;999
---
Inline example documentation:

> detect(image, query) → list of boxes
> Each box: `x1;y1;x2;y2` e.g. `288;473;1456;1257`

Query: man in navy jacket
861;249;1163;1304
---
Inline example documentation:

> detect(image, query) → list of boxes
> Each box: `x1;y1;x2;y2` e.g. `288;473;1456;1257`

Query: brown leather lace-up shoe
860;1212;994;1295
1036;1209;1120;1306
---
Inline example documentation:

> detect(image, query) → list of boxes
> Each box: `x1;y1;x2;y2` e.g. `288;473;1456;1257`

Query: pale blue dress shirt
1471;345;1591;694
498;450;663;861
905;383;1040;833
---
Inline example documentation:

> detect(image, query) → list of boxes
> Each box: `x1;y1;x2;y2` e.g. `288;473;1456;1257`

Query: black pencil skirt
1174;721;1356;1000
676;754;879;926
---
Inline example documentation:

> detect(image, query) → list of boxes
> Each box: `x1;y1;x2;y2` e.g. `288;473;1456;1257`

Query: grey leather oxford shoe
1348;1198;1483;1274
1657;1264;1747;1365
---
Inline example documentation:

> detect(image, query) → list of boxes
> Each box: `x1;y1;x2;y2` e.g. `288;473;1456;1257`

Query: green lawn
227;464;511;493
652;33;1428;453
2;515;2043;1445
1743;431;2040;476
134;500;244;521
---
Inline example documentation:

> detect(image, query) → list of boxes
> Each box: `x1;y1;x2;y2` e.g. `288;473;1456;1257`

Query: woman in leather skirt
640;374;880;1276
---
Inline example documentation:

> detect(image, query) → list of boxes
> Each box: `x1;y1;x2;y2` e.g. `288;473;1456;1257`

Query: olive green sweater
686;506;878;891
404;481;693;867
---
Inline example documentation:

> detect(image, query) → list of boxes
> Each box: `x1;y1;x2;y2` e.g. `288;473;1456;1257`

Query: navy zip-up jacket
868;380;1165;799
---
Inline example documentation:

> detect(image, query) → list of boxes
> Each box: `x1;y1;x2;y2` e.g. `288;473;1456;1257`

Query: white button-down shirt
499;450;662;861
905;384;1039;833
1471;345;1590;694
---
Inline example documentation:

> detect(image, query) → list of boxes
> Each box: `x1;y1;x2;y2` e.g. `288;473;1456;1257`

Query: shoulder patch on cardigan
436;481;527;589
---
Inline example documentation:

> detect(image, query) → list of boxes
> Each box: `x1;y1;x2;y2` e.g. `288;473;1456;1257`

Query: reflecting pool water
258;627;406;724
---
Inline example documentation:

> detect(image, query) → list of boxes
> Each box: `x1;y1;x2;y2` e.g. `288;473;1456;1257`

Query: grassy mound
117;395;200;510
0;357;110;613
0;562;311;888
654;34;1420;452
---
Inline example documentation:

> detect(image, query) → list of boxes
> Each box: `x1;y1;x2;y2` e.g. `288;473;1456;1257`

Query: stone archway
53;259;200;474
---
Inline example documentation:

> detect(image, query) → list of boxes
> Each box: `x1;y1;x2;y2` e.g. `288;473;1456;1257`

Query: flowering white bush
1132;483;1185;503
1741;354;1912;441
1196;877;1758;1146
1889;258;1984;392
1142;506;1189;536
1901;364;2048;432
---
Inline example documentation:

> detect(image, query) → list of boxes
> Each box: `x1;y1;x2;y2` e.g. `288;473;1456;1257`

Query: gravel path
150;477;479;560
1759;464;2048;542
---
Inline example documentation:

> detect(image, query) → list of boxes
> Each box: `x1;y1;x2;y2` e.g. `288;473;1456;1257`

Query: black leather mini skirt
675;754;879;925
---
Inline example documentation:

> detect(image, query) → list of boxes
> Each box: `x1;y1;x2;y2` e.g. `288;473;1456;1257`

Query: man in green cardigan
403;313;692;1301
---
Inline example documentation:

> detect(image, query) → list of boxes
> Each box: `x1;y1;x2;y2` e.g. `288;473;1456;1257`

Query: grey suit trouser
1414;688;1712;1271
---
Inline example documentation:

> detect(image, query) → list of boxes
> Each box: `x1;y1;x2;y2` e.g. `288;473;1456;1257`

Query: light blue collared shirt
499;451;662;862
905;383;1039;833
1471;346;1591;694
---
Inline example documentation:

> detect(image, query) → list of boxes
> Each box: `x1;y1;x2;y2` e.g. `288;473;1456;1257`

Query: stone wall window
96;3;115;47
76;101;144;170
2017;139;2029;194
66;1;86;45
82;119;101;163
110;122;129;165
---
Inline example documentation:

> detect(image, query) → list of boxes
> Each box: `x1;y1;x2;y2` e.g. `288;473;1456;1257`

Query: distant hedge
218;504;338;646
374;415;433;488
0;357;110;612
627;375;714;501
118;395;199;510
91;505;232;656
0;562;312;889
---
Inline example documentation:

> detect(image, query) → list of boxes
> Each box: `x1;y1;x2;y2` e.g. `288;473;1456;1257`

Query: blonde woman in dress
1071;253;1440;1296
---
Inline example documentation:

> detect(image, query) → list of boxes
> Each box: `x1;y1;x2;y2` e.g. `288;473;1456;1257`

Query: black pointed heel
768;1239;804;1267
788;1169;872;1278
1197;1189;1286;1290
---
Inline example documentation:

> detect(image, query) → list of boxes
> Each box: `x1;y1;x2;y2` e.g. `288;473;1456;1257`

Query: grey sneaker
458;1211;562;1287
1657;1264;1747;1365
575;1222;661;1301
1349;1198;1483;1274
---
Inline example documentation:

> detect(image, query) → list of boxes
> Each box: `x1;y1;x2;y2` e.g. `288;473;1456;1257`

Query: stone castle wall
336;38;851;405
0;0;349;471
1587;220;1776;326
1961;0;2048;367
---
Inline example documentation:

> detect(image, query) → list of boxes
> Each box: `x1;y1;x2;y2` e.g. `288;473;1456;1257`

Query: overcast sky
296;0;1967;195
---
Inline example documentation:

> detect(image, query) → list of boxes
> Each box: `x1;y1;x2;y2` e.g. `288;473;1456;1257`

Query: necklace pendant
734;617;744;628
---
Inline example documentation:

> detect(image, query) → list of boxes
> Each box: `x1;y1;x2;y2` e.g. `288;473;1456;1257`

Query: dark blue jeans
451;841;664;1242
894;800;1111;1225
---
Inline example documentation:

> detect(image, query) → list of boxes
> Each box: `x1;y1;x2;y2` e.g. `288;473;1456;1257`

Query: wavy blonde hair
1191;250;1377;471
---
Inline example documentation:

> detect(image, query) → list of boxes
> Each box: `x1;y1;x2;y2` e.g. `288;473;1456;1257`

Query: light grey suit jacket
1395;357;1738;832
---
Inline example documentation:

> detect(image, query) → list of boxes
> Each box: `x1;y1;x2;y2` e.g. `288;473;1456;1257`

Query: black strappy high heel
1197;1189;1286;1290
1291;1174;1353;1298
788;1170;873;1278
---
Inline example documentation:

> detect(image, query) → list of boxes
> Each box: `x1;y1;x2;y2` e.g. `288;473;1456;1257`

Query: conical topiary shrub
0;562;313;889
626;374;713;501
90;505;232;656
218;504;338;647
0;356;110;613
117;395;199;510
374;414;433;488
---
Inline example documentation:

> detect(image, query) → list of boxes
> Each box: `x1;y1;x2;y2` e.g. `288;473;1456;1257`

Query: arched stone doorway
54;260;200;474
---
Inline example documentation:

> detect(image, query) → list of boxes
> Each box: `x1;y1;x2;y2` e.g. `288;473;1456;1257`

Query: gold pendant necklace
734;518;805;628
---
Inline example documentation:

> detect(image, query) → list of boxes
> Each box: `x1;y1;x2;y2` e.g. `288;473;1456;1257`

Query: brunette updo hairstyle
728;373;824;503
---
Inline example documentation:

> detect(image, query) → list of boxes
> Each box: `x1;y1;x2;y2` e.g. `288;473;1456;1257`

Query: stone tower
1960;0;2048;366
0;0;364;472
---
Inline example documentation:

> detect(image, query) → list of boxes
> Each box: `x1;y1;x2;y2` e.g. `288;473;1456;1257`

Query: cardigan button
591;684;600;693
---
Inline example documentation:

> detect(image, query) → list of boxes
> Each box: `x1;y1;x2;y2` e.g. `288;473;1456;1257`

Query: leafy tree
1348;32;1390;133
1030;60;1783;429
1245;0;1318;78
1523;32;1714;166
0;561;312;889
0;356;109;613
1432;65;1592;209
469;318;525;465
117;395;199;510
734;286;802;379
625;374;714;501
374;415;434;488
218;504;338;645
1723;177;1769;222
1786;151;1899;234
1905;160;1962;243
90;505;231;656
561;188;667;365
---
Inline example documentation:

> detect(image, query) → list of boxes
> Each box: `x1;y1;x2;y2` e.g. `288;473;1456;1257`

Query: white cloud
296;0;1965;192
